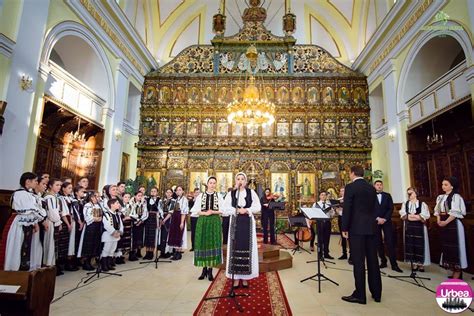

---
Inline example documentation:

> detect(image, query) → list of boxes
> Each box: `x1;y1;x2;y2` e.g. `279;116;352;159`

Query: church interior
0;0;473;315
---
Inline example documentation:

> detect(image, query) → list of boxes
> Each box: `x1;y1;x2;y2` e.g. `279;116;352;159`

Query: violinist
260;188;276;244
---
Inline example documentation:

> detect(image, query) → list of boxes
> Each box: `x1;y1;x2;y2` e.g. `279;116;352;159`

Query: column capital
380;59;397;80
465;64;474;85
38;62;51;81
397;109;410;122
116;58;132;79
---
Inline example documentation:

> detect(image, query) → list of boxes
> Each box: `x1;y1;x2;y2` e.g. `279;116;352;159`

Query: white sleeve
180;198;189;214
221;192;235;216
141;203;149;221
448;194;466;218
102;213;116;235
248;190;261;215
84;204;95;225
434;195;443;216
399;202;407;218
45;196;61;224
59;197;70;217
190;194;202;216
119;216;124;234
420;202;430;220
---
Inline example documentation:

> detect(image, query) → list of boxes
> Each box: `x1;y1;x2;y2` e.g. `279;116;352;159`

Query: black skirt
439;214;461;269
404;220;425;264
227;214;253;275
74;222;82;255
132;222;145;249
144;212;158;248
58;216;71;259
118;218;132;252
80;222;103;258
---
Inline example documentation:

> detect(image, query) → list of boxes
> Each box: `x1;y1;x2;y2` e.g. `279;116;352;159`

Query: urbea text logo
436;279;472;313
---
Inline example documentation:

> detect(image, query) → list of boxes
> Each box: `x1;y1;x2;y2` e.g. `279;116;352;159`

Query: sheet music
300;207;328;219
0;285;20;293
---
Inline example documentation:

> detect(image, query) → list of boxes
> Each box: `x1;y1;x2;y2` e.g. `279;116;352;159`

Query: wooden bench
0;266;56;316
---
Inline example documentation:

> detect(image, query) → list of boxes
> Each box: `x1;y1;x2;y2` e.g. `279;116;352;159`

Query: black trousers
350;234;382;301
261;210;276;244
338;216;347;255
190;216;198;249
376;221;397;266
159;221;170;254
316;220;331;256
222;216;230;244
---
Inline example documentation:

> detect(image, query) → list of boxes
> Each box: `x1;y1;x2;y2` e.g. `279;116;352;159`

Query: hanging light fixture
426;119;443;146
71;117;86;143
227;45;275;128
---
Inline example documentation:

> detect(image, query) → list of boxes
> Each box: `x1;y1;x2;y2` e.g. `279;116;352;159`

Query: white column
0;0;51;190
98;60;131;188
381;60;409;202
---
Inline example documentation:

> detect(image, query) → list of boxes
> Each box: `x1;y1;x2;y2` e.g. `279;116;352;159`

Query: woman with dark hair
58;181;78;271
399;187;430;271
77;191;104;270
222;172;261;288
434;177;467;279
191;177;223;281
71;186;85;266
260;188;276;244
158;189;176;258
129;191;148;260
143;187;160;260
167;185;189;260
3;172;45;271
43;178;63;274
115;192;133;264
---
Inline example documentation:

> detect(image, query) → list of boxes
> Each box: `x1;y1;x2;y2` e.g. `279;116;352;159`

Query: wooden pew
0;266;56;316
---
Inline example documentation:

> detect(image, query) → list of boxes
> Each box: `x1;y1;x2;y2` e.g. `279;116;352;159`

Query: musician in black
260;188;276;244
312;191;334;259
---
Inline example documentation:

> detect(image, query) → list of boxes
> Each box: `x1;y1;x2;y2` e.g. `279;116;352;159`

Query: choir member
58;182;78;271
191;177;223;281
115;192;132;264
138;185;146;196
33;175;49;265
158;189;176;259
434;177;467;279
143;187;160;260
167;185;188;260
260;188;276;244
312;191;334;259
116;181;126;206
43;179;63;274
129;191;148;260
221;188;233;245
77;191;104;271
101;199;123;271
189;188;200;251
222;172;261;288
374;180;403;272
399;187;431;271
335;187;349;260
71;186;85;267
78;176;89;190
4;172;45;271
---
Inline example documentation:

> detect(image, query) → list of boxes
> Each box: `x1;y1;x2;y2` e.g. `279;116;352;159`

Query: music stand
84;256;122;284
299;207;339;293
288;215;311;255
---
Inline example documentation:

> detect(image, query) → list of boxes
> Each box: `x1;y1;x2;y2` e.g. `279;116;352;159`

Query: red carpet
194;269;292;316
256;233;296;250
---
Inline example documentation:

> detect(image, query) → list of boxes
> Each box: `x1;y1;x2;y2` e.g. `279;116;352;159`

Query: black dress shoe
392;266;403;273
233;281;240;289
338;254;348;260
371;295;381;303
198;267;208;280
341;295;366;304
348;258;353;265
324;254;334;260
242;281;249;288
379;262;387;269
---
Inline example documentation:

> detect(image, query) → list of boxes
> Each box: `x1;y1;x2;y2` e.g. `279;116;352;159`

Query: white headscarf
235;172;248;189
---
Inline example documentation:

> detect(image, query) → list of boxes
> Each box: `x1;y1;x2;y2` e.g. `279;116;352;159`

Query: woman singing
222;172;261;289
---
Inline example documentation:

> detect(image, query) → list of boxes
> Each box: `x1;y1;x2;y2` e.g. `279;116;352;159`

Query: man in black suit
341;166;382;304
373;180;402;272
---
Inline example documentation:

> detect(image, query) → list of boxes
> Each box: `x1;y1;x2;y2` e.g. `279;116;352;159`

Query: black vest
231;188;252;208
405;201;422;215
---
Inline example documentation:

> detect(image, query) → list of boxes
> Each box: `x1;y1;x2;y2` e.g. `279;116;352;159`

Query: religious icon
338;87;349;105
143;171;160;193
157;122;169;136
292;87;304;104
307;87;319;104
188;87;201;103
217;122;229;136
202;122;214;136
203;87;214;103
262;123;274;137
277;87;289;104
338;119;351;137
247;124;259;137
234;87;244;102
232;123;243;136
277;122;289;137
174;87;186;103
292;122;305;137
145;86;156;101
354;119;368;137
142;120;156;136
264;86;274;101
297;172;316;199
322;87;334;104
353;87;366;104
271;173;289;200
172;122;184;135
218;87;228;104
323;120;336;137
189;171;208;192
308;122;320;137
159;86;171;103
187;121;198;136
216;172;233;197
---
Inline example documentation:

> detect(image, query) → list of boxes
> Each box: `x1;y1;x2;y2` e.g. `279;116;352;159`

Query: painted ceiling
118;0;396;67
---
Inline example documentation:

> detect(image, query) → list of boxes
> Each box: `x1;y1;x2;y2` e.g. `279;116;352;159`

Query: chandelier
70;117;86;143
426;119;443;146
227;45;275;127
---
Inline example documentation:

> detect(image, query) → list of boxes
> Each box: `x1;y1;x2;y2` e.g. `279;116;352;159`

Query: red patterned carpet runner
194;269;292;316
256;233;296;250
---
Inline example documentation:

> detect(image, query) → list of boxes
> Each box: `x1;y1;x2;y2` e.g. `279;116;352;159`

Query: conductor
341;166;382;304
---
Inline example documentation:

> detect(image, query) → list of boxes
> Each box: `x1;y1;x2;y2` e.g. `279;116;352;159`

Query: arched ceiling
118;0;395;67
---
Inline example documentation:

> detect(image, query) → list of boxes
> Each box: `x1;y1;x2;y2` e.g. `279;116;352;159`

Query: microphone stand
205;184;248;312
